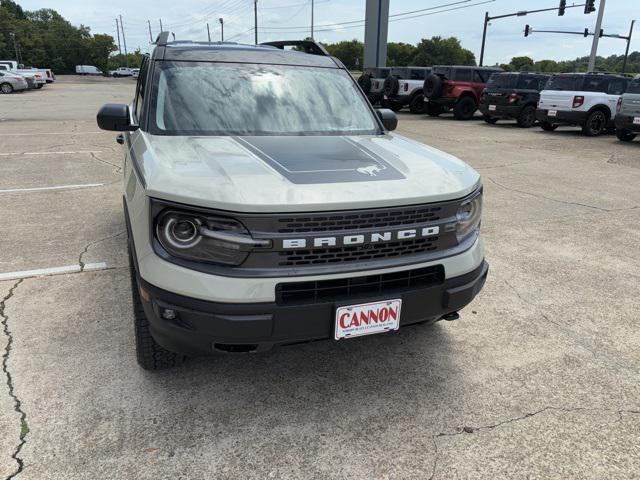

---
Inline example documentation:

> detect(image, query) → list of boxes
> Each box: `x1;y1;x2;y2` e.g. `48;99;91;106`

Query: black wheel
128;242;185;370
453;97;477;120
616;129;637;142
423;74;443;100
426;102;444;117
0;82;13;94
357;73;372;94
516;105;537;128
483;115;498;124
35;84;43;89
582;110;608;136
540;121;558;132
383;75;400;97
386;100;403;112
409;94;426;114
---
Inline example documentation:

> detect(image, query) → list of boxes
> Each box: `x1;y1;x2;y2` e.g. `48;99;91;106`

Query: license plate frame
334;299;401;340
548;110;558;117
633;117;640;125
488;105;497;111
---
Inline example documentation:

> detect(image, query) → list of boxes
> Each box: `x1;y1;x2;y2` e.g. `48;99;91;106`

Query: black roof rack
260;40;330;57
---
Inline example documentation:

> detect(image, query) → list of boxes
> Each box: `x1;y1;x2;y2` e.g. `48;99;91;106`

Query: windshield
626;79;640;94
486;74;514;88
546;75;579;91
150;62;380;136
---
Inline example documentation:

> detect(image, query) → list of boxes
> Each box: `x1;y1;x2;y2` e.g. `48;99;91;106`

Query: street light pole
311;0;314;39
207;23;211;43
622;20;635;73
219;18;224;41
254;0;258;44
9;33;18;62
479;12;489;66
588;0;606;71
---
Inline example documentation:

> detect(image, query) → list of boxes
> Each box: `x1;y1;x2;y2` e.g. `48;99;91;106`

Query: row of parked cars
0;60;54;94
358;66;640;142
75;65;140;78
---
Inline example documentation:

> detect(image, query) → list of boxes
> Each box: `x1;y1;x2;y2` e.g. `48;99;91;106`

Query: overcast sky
17;0;640;65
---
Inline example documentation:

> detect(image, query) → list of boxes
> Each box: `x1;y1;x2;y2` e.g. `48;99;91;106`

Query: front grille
277;206;442;233
276;265;444;305
278;237;440;266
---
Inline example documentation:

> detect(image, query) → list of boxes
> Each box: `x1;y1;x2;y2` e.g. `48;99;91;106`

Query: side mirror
376;108;398;131
97;103;138;132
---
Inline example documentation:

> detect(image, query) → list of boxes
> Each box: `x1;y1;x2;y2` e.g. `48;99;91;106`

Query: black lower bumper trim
615;115;640;132
479;104;522;119
536;109;588;126
137;261;489;355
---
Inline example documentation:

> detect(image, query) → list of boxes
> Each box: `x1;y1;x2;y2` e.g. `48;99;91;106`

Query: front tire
516;105;537;128
1;83;14;94
616;129;637;142
409;94;426;114
582;110;608;136
128;243;185;370
426;103;444;117
540;121;558;131
453;96;477;120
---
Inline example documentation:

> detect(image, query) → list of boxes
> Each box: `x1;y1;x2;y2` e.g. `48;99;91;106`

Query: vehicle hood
134;133;480;213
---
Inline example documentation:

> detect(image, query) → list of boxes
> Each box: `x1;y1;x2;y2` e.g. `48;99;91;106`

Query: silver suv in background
614;75;640;142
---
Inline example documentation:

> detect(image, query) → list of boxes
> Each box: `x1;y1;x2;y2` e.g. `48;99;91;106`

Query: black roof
154;41;339;68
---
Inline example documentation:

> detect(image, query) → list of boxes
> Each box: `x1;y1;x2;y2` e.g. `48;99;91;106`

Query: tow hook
442;312;460;321
116;134;124;145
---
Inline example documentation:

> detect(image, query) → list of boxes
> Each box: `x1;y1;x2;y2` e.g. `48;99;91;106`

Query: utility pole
219;18;224;41
311;0;314;39
115;19;122;54
479;11;489;67
588;0;606;71
147;20;153;43
254;0;258;44
9;33;18;62
159;19;163;32
119;15;128;67
622;20;635;73
207;23;211;43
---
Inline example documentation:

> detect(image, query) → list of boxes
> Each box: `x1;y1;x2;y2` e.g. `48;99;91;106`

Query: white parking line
0;262;108;282
0;150;102;156
0;132;102;136
0;183;104;194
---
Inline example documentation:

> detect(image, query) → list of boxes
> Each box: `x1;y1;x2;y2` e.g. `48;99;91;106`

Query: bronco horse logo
356;164;383;177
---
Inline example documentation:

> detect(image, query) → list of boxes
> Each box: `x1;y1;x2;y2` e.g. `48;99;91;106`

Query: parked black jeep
479;72;550;128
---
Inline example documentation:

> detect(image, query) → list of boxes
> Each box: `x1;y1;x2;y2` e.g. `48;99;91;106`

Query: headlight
155;209;270;266
456;190;482;243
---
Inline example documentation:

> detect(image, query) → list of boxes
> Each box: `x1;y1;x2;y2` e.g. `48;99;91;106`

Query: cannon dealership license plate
633;117;640;125
334;299;401;340
488;105;497;111
548;110;557;117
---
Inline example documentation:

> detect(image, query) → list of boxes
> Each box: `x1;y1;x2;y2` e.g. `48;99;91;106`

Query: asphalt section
0;76;639;479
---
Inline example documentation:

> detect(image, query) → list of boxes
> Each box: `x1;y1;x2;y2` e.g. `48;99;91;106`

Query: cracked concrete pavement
0;76;639;479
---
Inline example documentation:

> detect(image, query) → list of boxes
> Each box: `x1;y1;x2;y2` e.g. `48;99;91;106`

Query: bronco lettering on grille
282;226;440;249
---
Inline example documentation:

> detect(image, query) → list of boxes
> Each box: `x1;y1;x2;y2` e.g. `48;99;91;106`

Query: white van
75;65;103;76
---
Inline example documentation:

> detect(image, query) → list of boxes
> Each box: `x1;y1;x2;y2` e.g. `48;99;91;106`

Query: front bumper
137;260;489;355
479;103;521;119
536;108;587;126
615;113;640;132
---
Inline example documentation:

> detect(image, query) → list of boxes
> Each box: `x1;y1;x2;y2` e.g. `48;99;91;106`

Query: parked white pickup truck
0;62;46;88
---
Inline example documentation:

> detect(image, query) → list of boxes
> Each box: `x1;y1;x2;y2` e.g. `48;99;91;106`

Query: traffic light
584;0;596;14
558;0;566;16
599;28;604;37
524;24;531;37
584;28;589;37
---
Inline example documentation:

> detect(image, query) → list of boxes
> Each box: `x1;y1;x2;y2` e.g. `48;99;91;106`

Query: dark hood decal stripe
235;136;405;184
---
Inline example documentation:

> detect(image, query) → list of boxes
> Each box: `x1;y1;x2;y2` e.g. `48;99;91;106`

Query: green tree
509;56;534;71
387;42;416;66
325;39;363;70
412;36;476;66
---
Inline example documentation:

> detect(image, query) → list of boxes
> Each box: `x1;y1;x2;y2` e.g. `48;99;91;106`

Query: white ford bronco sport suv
536;72;630;136
382;67;432;114
614;75;640;142
97;35;488;370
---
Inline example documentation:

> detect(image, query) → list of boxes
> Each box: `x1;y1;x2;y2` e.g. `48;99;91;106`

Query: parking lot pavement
1;77;639;479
